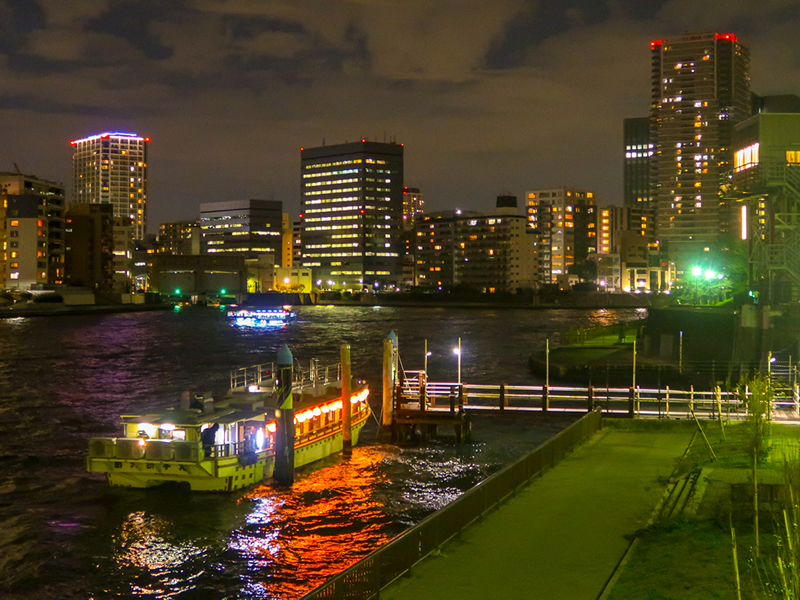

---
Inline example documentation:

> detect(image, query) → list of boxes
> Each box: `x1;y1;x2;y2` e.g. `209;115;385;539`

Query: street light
453;337;461;384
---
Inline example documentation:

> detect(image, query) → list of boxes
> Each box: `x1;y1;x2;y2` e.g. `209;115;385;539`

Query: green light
220;289;226;295
174;288;181;295
691;266;702;277
704;269;715;280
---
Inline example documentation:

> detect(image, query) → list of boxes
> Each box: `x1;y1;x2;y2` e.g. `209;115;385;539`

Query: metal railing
300;409;602;600
395;379;800;420
230;360;342;393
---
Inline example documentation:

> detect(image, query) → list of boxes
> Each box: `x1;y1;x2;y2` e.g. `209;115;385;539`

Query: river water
0;305;643;599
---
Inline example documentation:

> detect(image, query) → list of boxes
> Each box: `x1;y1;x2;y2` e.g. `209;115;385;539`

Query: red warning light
145;137;151;142
300;147;304;151
360;209;365;214
361;139;366;143
70;140;75;145
715;33;737;42
650;40;663;50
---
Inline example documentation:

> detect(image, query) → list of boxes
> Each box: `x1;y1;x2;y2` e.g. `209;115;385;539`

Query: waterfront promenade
381;423;694;600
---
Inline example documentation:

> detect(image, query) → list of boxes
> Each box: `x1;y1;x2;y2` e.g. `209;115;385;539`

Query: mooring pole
273;344;295;486
382;331;397;428
342;343;352;457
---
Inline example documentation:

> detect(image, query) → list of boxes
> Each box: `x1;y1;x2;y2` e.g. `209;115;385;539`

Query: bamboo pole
731;517;743;600
753;453;759;558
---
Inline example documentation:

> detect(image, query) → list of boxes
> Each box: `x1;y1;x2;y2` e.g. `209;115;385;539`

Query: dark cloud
86;0;182;60
0;0;45;53
222;14;306;39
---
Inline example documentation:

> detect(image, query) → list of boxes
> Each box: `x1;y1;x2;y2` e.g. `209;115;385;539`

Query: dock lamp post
453;337;462;384
424;339;432;374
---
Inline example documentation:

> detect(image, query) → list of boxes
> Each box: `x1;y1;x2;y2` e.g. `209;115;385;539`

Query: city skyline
1;2;799;231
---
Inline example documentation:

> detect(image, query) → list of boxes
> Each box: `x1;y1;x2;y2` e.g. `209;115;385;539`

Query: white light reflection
115;511;207;597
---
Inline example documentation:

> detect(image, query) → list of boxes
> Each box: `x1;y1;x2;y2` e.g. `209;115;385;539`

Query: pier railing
300;409;602;600
229;361;342;393
395;372;800;420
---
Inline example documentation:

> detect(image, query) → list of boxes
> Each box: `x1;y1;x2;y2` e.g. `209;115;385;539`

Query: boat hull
90;415;369;492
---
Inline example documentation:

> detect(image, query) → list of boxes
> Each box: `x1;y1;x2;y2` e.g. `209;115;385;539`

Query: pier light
691;266;702;277
453;337;462;384
704;269;715;280
220;288;226;295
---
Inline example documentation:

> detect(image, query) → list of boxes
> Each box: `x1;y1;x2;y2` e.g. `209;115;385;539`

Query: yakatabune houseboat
86;358;370;491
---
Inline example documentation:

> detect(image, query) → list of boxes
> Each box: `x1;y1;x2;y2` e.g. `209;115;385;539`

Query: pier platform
380;423;694;600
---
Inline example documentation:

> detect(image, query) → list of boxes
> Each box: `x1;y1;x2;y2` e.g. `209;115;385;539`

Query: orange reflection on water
234;446;394;599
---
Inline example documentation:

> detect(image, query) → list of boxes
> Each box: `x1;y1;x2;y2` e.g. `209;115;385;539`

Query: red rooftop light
145;137;151;142
715;33;737;42
650;40;663;50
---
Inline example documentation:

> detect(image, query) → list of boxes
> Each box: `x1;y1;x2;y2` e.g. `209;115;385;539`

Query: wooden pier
386;368;800;438
391;373;471;442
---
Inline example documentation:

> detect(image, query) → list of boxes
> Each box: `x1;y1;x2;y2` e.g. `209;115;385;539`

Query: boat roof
120;407;270;427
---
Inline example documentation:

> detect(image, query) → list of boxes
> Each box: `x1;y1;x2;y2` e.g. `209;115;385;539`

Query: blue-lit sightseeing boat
86;360;370;491
227;305;296;328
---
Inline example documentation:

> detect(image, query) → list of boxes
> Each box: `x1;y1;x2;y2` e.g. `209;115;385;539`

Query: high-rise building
158;221;200;255
300;141;404;290
624;117;653;209
728;111;800;302
414;200;536;292
71;132;149;240
650;33;751;264
623;118;656;242
0;172;65;289
199;200;284;263
525;188;597;284
402;187;424;229
64;203;114;292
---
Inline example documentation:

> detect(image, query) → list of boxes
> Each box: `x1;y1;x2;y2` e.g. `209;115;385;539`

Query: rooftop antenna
13;163;21;174
322;137;325;146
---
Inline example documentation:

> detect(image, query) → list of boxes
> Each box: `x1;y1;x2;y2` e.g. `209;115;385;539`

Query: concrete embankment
380;421;694;600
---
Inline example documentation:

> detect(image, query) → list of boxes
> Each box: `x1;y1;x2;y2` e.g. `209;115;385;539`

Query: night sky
1;0;799;232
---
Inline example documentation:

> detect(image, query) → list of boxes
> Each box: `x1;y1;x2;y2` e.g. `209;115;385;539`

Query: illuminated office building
199;200;283;262
71;132;149;240
300;141;404;290
650;33;750;263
